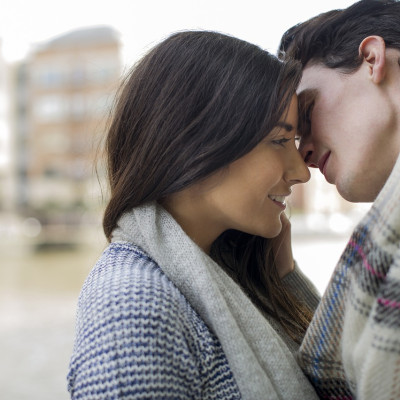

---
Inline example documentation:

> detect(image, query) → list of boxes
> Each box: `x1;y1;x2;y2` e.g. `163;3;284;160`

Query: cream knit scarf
298;154;400;399
112;203;318;400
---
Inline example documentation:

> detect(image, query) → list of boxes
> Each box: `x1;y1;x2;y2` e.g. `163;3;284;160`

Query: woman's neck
160;191;223;254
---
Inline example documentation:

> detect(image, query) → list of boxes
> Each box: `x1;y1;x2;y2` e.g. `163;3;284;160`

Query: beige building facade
13;26;122;244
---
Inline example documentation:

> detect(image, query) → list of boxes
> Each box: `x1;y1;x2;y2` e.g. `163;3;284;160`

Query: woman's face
165;95;310;252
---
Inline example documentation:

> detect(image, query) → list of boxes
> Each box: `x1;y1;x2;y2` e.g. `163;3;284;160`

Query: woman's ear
359;35;386;84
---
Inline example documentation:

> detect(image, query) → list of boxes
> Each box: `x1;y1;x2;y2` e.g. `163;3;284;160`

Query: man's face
297;63;400;202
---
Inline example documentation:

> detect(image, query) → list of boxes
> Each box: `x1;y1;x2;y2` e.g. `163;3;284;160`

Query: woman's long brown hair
103;31;313;342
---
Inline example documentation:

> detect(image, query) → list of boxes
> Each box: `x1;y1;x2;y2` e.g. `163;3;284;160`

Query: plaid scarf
297;155;400;399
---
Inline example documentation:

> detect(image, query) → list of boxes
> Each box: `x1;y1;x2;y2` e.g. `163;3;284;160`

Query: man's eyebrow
275;122;294;132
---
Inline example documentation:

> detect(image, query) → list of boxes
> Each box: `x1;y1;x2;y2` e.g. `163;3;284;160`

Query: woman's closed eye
272;137;292;147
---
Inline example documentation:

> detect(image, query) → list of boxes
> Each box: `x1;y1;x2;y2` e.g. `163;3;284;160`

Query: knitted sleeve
282;262;321;312
67;243;239;399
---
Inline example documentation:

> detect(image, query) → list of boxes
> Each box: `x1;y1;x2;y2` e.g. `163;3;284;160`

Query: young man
279;1;400;399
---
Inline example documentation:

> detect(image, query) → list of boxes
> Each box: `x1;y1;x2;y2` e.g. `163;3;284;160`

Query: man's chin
336;181;378;203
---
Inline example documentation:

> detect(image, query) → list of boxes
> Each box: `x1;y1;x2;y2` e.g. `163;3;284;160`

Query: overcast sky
1;0;357;65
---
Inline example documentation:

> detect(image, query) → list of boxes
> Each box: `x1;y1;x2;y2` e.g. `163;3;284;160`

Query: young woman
67;31;320;399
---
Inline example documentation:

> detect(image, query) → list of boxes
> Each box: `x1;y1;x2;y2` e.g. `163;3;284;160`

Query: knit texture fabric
68;203;320;399
67;242;241;399
297;154;400;399
112;204;320;399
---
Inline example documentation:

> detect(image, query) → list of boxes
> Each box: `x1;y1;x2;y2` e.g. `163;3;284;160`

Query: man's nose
299;137;318;168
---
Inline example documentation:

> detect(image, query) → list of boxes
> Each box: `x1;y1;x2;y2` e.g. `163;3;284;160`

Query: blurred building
12;26;122;246
0;39;12;212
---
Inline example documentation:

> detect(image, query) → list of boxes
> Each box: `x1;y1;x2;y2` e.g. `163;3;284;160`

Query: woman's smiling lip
318;151;331;177
268;194;289;210
272;200;286;210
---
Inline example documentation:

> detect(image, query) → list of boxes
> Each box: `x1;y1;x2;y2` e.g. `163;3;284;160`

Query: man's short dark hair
279;0;400;72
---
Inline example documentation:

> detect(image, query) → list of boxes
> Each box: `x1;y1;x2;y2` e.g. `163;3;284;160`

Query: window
34;96;67;121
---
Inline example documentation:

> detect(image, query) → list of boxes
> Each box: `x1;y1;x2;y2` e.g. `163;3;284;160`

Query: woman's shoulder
83;241;168;289
95;240;158;272
69;241;241;399
72;241;203;374
79;241;190;316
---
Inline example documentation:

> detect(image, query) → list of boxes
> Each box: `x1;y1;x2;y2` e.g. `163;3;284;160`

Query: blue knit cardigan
68;242;241;399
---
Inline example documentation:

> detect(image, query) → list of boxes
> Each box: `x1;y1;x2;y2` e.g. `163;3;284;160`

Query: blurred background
0;0;369;398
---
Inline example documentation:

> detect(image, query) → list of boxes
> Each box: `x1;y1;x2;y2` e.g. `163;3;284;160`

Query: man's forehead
297;63;337;93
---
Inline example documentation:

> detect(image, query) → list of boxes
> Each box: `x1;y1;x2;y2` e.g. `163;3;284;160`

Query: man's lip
318;152;331;176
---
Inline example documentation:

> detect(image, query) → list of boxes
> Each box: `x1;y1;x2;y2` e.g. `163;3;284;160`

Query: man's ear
359;36;386;84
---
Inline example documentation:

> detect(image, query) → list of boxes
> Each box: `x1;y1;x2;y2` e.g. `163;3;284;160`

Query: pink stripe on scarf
378;297;400;309
349;240;386;279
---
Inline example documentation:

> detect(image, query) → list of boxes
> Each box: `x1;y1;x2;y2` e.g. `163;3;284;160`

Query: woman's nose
286;148;311;185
